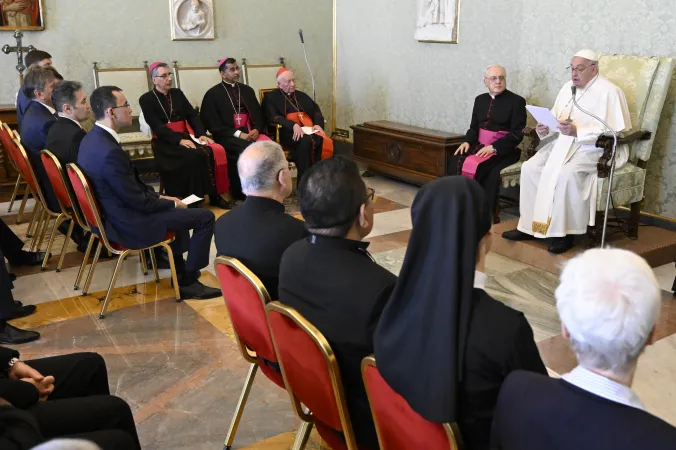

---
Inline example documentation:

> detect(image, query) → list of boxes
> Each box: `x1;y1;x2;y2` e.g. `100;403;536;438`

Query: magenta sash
234;113;271;142
460;129;509;179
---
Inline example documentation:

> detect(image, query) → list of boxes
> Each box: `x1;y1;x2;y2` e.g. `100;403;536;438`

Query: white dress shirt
474;271;488;290
562;365;645;411
95;122;120;144
38;101;56;115
58;113;83;129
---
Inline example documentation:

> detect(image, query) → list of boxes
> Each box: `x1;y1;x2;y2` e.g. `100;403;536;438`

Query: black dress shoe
8;303;37;320
548;235;575;254
502;229;537;241
179;280;222;300
0;323;40;344
8;250;47;267
210;196;233;209
9;273;16;282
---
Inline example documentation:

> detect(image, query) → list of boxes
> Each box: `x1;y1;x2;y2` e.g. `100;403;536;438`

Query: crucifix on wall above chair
2;30;36;85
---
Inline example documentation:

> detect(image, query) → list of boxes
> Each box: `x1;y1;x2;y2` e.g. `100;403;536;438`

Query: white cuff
234;130;241;138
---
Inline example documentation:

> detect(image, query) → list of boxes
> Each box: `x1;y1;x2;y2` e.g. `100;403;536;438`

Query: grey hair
238;141;287;194
32;439;102;450
484;65;506;79
150;63;170;79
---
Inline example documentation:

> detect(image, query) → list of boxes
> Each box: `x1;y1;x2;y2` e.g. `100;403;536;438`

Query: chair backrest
361;356;461;450
11;138;45;205
41;150;87;227
266;301;358;449
173;62;222;109
598;54;675;162
242;62;284;102
1;123;21;169
213;256;278;363
66;163;110;246
92;62;151;118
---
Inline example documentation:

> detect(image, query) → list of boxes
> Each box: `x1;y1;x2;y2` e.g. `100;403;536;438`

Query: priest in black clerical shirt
448;65;527;218
200;57;270;200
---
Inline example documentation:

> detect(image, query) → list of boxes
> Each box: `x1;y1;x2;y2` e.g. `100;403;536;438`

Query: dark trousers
216;135;251;200
0;218;25;262
280;133;322;186
0;247;16;323
25;353;141;450
156;207;215;286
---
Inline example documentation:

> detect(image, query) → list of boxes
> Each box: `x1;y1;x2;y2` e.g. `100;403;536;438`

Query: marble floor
2;174;675;449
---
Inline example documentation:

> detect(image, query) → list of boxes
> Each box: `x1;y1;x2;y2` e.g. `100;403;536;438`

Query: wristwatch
8;357;20;371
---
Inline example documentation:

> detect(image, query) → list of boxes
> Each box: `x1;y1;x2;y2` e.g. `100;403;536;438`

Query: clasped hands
240;129;260;142
454;142;496;158
10;361;54;402
179;135;214;149
537;121;577;137
292;124;323;141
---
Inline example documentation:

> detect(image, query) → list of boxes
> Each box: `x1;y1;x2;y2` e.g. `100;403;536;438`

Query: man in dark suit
278;157;397;448
0;245;40;345
215;141;306;299
492;249;676;450
19;66;61;213
77;86;220;299
16;50;53;128
45;80;89;165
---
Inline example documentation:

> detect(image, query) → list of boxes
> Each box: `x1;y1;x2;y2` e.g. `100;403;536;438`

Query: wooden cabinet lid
355;120;463;144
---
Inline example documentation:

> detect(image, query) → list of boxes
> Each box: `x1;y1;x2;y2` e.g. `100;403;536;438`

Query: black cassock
200;82;266;199
262;89;325;184
139;88;217;199
447;89;526;216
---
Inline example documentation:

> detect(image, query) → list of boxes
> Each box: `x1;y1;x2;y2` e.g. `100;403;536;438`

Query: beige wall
0;0;333;130
336;0;676;219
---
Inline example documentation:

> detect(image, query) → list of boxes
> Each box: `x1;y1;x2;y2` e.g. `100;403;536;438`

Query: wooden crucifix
2;30;36;85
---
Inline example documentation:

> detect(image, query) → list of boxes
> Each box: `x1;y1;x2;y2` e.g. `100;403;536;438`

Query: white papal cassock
517;75;631;238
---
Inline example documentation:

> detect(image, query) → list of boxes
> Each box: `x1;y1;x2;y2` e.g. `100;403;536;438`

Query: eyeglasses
154;74;173;79
485;76;506;82
567;63;597;75
111;103;131;110
366;187;376;203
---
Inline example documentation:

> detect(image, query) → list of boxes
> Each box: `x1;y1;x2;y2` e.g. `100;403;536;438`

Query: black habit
278;235;397;448
447;89;526;216
262;89;325;184
45;116;87;166
200;82;266;199
214;196;307;299
492;371;676;450
374;177;546;450
139;88;217;199
0;348;141;450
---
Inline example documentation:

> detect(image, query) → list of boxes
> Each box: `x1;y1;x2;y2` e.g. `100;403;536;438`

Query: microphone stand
298;29;316;101
570;85;617;248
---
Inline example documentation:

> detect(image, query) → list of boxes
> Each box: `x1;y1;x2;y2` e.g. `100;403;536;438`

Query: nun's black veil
373;176;492;423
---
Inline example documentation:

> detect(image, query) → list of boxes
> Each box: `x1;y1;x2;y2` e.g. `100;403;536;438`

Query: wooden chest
351;120;464;185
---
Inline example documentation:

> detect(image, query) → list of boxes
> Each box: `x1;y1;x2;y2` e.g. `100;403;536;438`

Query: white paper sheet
302;126;319;135
181;195;203;205
526;105;561;132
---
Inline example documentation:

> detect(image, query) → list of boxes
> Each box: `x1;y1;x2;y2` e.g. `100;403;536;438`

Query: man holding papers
78;86;221;300
448;65;527;217
502;49;631;254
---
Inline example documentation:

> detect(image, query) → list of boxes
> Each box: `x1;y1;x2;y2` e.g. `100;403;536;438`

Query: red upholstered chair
2;126;32;225
266;301;366;450
213;256;311;450
66;163;180;318
361;356;463;450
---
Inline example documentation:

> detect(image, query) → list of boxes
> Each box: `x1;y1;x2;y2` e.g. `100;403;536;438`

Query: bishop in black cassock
200;57;270;200
139;62;230;208
448;66;526;218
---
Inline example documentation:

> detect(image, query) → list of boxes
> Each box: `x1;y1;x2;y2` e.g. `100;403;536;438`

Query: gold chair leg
82;239;103;295
140;251;148;276
149;248;159;282
223;363;259;450
25;199;39;237
99;250;129;319
35;213;51;251
56;218;74;272
291;420;314;450
29;209;45;250
74;234;95;290
162;243;181;301
41;214;64;271
7;175;21;212
17;186;31;225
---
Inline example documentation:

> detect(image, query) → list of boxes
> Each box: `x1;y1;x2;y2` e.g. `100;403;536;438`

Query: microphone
570;81;618;248
298;29;316;101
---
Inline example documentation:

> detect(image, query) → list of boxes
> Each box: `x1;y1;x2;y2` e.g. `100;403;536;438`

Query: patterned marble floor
2;174;675;449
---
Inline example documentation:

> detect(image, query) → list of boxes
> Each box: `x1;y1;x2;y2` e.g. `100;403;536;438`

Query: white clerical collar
95;122;120;144
37;101;56;115
562;366;645;411
58;113;83;129
474;271;488;290
223;81;236;87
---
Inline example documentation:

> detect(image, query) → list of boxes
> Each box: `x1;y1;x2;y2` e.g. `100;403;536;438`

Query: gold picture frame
0;0;45;31
170;0;215;41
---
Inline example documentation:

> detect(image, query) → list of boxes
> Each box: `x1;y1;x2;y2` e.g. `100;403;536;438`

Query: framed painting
170;0;215;41
0;0;44;31
415;0;460;44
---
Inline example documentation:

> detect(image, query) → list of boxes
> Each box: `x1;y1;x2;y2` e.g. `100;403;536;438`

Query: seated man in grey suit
492;248;676;450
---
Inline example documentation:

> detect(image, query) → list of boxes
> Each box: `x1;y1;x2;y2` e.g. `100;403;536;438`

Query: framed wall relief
0;0;44;31
415;0;459;44
170;0;214;41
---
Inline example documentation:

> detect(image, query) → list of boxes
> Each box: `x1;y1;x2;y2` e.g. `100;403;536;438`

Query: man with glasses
139;62;231;209
503;49;631;254
77;86;221;300
278;156;396;448
449;65;527;219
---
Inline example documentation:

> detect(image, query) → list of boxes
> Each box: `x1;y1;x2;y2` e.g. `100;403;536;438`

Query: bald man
262;68;333;187
214;141;307;298
448;65;527;218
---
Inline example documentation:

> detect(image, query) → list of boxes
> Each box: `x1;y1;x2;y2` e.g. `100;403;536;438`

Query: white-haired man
214;141;306;298
262;68;333;186
503;49;632;254
491;248;676;449
449;65;527;217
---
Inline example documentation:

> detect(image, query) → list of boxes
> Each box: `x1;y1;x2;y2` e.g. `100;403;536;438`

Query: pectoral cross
2;31;35;82
235;116;242;126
